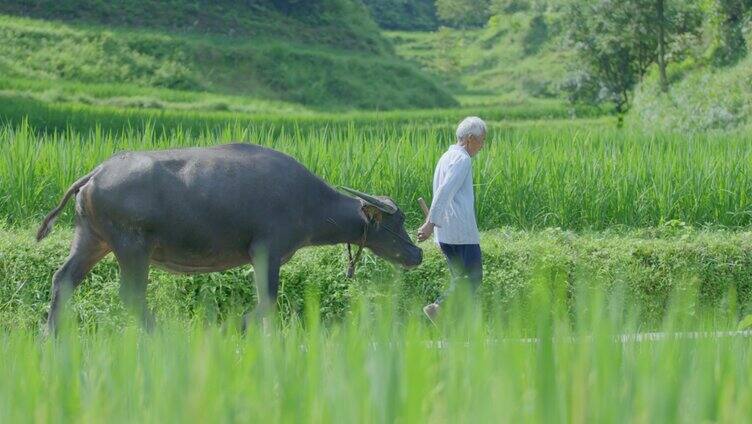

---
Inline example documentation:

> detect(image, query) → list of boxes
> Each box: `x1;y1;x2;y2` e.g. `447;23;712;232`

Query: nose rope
346;223;417;277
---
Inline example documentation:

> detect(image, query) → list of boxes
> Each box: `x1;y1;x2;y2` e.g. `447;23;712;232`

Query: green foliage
3;226;752;329
565;1;652;113
560;70;601;105
739;314;752;329
490;0;530;14
362;0;440;30
435;0;491;28
710;0;750;65
631;54;752;131
564;0;703;113
522;14;548;55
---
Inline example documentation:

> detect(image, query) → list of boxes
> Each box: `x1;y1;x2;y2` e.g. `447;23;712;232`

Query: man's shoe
423;302;440;324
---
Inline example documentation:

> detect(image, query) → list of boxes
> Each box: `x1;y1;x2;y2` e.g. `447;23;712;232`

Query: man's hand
417;221;435;242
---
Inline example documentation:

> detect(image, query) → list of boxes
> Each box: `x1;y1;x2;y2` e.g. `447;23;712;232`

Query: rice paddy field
2;114;751;230
2;103;752;422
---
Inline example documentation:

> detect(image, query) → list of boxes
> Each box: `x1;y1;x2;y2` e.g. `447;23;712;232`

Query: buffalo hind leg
46;224;109;334
112;236;155;330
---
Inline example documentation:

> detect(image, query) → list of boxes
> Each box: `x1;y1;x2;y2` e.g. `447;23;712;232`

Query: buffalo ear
362;204;383;225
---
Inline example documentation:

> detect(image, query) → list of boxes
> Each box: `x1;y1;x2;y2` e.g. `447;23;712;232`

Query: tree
565;0;701;116
490;0;531;14
361;0;440;31
711;0;750;65
655;0;703;91
435;0;491;28
522;14;549;55
656;0;669;92
565;0;654;116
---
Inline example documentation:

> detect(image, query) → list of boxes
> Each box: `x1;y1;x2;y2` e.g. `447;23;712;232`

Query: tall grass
1;286;750;422
1;120;751;230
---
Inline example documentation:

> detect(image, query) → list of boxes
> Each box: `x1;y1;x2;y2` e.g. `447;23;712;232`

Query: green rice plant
1;119;750;230
0;92;603;136
0;277;750;422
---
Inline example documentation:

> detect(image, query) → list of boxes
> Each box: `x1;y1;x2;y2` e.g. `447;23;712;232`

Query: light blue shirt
428;145;480;244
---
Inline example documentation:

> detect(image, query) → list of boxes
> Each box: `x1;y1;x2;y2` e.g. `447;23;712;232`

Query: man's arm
417;156;470;241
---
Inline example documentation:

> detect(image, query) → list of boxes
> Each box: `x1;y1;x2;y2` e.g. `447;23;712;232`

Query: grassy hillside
631;54;752;132
385;12;572;107
0;0;390;53
0;2;457;111
384;5;750;127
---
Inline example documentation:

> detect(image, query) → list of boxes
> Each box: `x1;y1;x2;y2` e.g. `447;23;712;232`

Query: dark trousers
435;243;483;304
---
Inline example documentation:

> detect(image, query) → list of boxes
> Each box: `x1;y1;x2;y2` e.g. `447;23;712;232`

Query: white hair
456;116;487;142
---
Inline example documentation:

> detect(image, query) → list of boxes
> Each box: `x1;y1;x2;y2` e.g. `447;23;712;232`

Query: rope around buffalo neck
346;224;368;278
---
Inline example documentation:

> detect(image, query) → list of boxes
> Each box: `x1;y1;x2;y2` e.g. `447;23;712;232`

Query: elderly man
417;116;486;321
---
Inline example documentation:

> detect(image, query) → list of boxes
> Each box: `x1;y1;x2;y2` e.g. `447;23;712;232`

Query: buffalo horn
339;186;398;214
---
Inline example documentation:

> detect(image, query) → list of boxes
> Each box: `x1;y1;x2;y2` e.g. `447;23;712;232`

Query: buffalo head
340;187;423;268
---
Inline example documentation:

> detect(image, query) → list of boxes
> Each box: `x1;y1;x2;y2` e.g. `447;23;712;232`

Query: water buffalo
37;143;423;332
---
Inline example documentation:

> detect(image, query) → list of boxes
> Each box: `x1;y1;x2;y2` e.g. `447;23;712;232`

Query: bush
361;0;440;31
630;55;752;132
522;14;548;55
521;77;556;98
3;226;752;330
435;0;491;29
490;0;530;14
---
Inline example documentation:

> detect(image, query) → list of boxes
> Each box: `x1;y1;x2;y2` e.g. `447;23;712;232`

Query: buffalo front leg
46;225;109;334
113;238;155;330
244;246;282;329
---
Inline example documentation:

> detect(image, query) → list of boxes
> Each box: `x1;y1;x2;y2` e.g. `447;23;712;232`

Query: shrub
3;227;752;329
